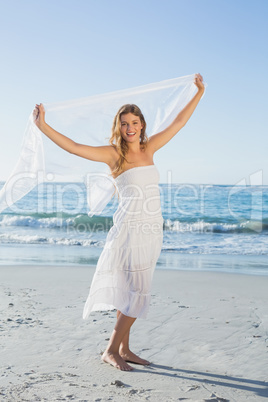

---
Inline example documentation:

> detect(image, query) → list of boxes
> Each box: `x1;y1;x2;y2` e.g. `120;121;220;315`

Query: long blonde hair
109;104;148;177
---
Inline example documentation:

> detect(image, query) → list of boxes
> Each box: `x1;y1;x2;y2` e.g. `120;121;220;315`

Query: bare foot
120;349;150;365
101;351;134;371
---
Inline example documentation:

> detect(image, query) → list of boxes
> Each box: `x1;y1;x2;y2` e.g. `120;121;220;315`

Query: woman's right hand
33;103;45;129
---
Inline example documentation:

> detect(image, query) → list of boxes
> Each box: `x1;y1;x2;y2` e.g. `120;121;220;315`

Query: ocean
0;181;267;275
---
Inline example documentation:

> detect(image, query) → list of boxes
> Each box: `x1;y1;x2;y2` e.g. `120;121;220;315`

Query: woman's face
120;113;143;142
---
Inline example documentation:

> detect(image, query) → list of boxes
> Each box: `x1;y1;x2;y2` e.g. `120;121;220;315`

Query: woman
34;73;205;371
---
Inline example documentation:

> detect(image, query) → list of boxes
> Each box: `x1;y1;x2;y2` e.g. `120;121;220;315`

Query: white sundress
83;164;164;319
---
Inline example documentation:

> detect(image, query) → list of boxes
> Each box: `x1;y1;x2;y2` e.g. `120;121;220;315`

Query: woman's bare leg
101;311;136;371
117;310;150;366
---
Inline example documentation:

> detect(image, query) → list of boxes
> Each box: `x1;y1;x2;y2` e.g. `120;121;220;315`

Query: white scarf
0;74;206;216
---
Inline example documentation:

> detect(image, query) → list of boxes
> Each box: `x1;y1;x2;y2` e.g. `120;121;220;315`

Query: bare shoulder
100;144;120;167
72;143;119;165
146;136;159;155
147;123;184;153
105;144;120;169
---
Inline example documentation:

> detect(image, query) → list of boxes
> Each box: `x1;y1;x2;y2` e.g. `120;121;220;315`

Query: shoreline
1;250;268;276
1;265;268;401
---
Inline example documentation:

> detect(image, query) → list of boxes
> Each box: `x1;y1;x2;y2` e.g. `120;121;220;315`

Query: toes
102;351;134;371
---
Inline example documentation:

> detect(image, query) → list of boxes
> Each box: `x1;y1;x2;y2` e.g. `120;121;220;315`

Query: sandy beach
0;264;267;401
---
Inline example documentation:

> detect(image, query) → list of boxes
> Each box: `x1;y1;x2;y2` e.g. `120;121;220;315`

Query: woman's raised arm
34;104;115;165
148;73;205;154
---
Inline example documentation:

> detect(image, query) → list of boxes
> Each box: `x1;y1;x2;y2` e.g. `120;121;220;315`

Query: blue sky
0;0;267;185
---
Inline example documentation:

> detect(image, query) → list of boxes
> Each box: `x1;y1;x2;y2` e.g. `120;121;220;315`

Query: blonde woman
34;73;205;371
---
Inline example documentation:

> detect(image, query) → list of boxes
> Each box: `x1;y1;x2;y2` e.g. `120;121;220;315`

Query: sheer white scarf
0;74;206;216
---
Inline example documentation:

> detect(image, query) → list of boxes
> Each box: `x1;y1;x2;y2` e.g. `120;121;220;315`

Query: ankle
105;346;119;355
119;345;130;354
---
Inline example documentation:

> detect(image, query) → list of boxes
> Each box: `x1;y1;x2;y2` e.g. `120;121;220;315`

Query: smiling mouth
127;133;136;136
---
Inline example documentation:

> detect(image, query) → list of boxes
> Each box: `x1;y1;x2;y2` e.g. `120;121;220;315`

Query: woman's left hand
194;73;205;91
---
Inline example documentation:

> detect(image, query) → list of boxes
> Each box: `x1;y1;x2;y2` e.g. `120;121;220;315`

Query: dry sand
0;264;267;401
